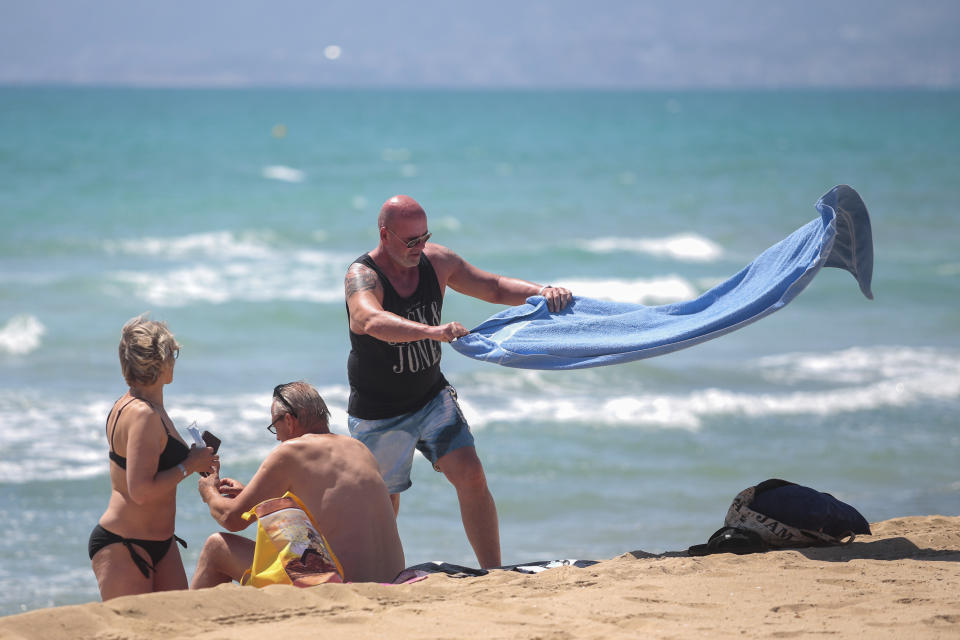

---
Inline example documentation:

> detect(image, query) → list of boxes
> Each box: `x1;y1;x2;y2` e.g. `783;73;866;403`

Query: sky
1;1;958;89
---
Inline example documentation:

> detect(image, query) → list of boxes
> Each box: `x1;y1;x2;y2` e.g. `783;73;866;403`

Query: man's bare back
265;433;404;583
194;382;405;587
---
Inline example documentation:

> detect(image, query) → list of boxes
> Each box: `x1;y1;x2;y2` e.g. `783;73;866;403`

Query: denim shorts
348;386;474;494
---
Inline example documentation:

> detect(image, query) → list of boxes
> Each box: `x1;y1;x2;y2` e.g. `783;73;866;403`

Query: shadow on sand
628;536;960;563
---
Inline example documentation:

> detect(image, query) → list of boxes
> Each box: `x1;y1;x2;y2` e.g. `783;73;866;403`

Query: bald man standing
344;195;571;568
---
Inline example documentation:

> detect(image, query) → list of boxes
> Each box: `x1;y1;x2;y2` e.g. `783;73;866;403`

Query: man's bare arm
199;449;292;532
344;262;467;342
344;264;380;299
436;245;572;312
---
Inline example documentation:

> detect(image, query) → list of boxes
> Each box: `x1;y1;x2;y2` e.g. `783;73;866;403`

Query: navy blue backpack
689;479;871;556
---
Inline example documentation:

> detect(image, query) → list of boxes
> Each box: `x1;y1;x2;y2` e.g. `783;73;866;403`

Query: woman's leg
152;540;188;592
91;543;154;601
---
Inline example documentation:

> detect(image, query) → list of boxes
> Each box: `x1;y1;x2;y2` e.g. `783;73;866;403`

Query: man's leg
436;446;501;569
190;532;255;589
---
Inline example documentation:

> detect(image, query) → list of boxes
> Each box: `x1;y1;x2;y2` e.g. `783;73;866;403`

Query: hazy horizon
1;1;958;89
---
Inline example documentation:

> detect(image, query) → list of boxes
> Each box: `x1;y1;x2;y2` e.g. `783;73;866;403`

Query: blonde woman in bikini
89;314;217;600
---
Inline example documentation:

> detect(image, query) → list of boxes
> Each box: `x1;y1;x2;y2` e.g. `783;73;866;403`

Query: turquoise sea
1;87;958;615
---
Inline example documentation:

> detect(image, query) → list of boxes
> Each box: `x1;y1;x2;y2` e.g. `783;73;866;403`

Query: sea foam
458;346;960;431
582;233;723;262
106;231;353;306
106;230;277;260
0;315;46;355
0;383;351;484
557;276;699;304
111;259;348;306
262;165;306;183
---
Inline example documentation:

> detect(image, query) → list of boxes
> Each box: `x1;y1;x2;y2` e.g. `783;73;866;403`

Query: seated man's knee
200;532;248;567
203;532;228;551
193;532;251;588
197;533;229;564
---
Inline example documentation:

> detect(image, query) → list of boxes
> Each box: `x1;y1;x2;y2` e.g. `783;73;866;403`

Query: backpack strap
688;527;768;556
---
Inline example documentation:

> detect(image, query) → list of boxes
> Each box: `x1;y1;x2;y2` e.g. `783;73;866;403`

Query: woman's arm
124;407;213;504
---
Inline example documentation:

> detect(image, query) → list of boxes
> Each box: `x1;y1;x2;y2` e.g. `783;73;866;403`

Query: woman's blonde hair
118;314;180;387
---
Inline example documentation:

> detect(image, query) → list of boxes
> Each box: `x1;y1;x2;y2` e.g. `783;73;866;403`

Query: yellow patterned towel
240;491;344;587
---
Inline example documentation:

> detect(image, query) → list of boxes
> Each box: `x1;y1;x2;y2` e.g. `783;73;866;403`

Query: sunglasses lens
407;232;431;248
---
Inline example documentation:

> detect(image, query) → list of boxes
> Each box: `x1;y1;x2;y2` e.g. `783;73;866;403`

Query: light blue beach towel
451;185;874;370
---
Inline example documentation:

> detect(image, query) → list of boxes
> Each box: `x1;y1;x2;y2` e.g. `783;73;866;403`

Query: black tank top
107;397;190;472
347;253;448;419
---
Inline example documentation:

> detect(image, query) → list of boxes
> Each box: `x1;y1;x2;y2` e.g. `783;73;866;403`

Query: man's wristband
538;285;552;296
177;463;188;478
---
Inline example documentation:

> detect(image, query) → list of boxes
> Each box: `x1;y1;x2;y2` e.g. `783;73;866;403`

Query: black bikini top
107;397;190;472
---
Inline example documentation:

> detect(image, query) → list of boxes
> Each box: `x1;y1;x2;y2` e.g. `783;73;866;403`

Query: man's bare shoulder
424;242;467;280
316;433;375;455
258;438;298;468
275;434;379;475
423;242;459;262
253;436;326;480
345;262;380;299
284;433;365;454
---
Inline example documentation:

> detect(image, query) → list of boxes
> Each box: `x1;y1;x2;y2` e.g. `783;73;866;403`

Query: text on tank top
346;253;448;419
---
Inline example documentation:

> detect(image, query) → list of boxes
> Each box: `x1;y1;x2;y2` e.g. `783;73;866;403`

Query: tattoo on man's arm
345;268;379;298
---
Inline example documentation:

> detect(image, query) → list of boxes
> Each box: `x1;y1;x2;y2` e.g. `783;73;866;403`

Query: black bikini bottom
88;524;187;578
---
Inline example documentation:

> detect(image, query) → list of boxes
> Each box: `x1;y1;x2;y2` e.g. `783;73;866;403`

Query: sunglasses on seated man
267;383;299;434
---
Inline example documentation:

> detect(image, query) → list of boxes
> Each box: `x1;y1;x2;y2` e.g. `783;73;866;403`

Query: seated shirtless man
191;381;405;587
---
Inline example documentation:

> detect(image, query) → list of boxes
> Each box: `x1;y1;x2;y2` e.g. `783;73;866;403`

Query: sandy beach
2;515;957;639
